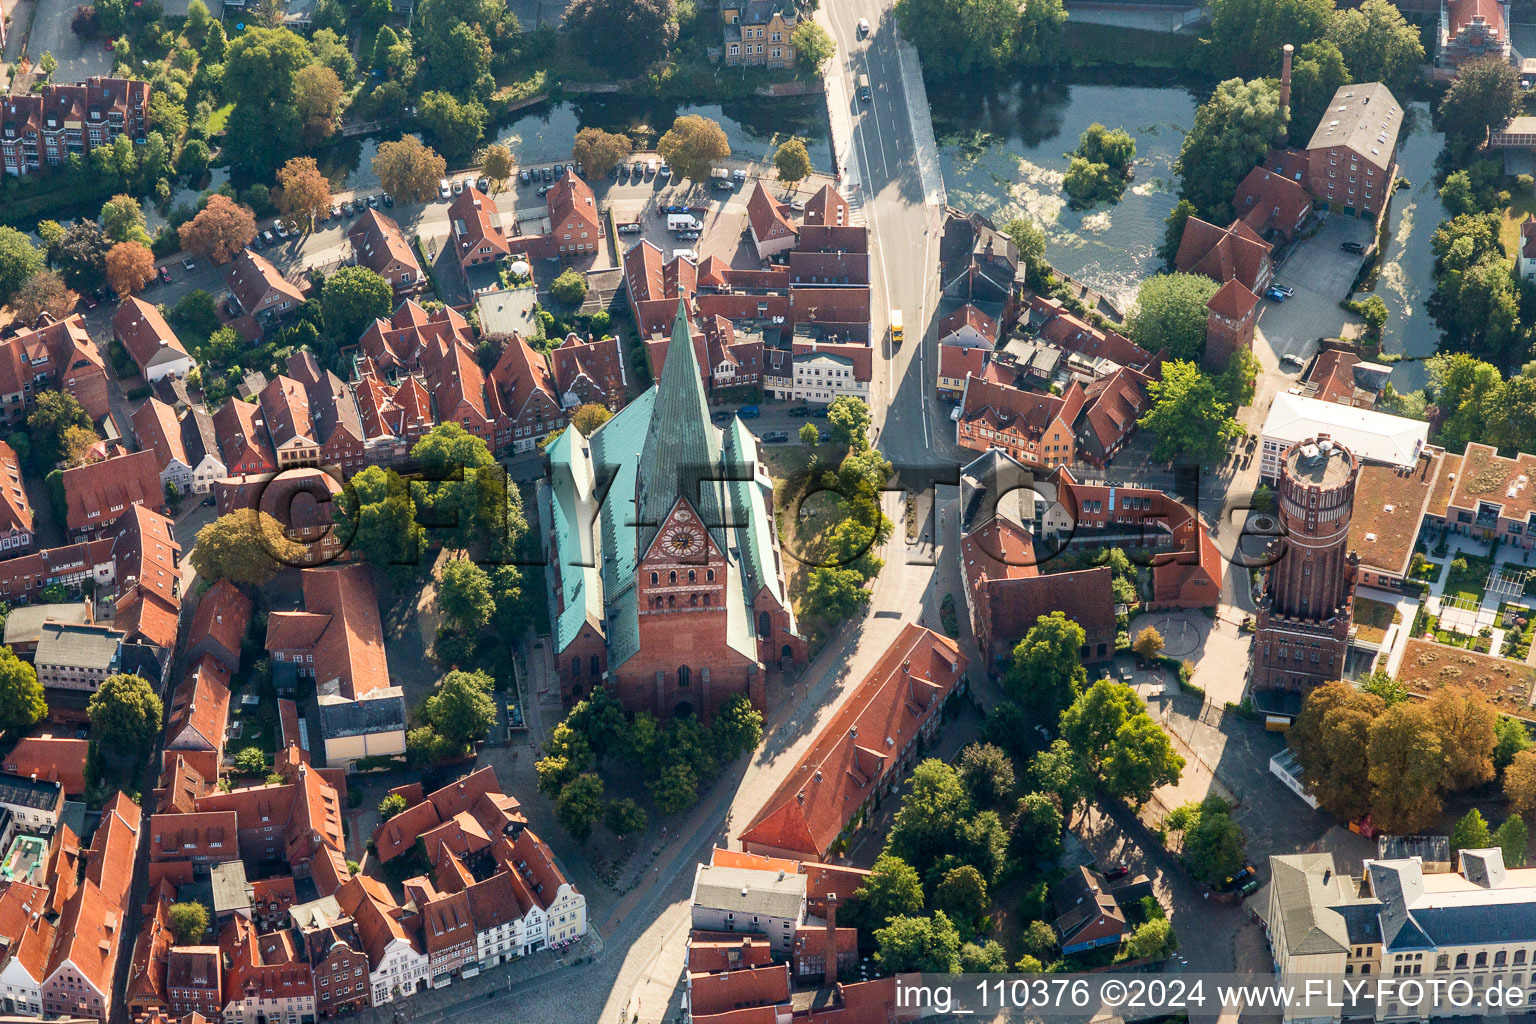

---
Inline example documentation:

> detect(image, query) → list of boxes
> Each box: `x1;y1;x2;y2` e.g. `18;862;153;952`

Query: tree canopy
1124;273;1220;362
190;509;308;586
1005;612;1087;722
658;114;731;181
1138;360;1243;464
1175;77;1287;224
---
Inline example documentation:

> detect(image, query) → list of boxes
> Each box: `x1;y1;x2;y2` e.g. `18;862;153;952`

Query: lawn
1353;596;1399;645
206;103;234;136
1443;553;1494;606
1502;192;1536;261
761;441;853;641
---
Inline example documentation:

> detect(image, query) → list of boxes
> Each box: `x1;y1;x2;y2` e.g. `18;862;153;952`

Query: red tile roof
347;209;422;286
547;170;602;237
166;654;232;752
739;625;965;860
132;397;190;475
188;579;253;665
1449;0;1505;37
448;189;511;262
551;333;627;406
225;249;304;317
688;934;775;974
803;185;850;227
746;183;796;246
1174;217;1272;293
0;881;56;983
272;565;389;699
61;450;165;532
939;345;988;383
689;963;790;1018
2;736;89;794
939;304;998;344
212;399;276;475
148;810;238;862
372;799;441;864
1207;277;1261;323
0;439;32;537
113;297;189;370
1234;165;1313;238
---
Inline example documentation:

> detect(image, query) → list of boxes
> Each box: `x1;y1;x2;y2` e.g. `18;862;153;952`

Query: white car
1281;353;1305;368
439;178;452;199
857;17;870;36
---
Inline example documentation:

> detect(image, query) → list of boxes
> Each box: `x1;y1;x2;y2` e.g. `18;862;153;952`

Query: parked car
857;16;870;35
818;430;832;442
542;166;553;182
712;179;735;192
789;199;805;212
1103;862;1131;880
182;257;196;271
1280;353;1305;368
274;223;289;239
477;176;489;192
632;160;643;177
364;194;378;208
82;292;99;310
763;430;790;443
451;180;464;195
328;205;341;219
382;193;394;207
158;266;172;284
617;223;643;234
710;410;733;424
787;406;812;418
251;234;266;250
738;405;761;419
439;178;452;198
1264;287;1288;302
261;230;276;246
679;230;700;241
659;162;672;179
520;169;532;185
1272;283;1294;297
1341;240;1365;254
811;407;829;419
537;184;554;197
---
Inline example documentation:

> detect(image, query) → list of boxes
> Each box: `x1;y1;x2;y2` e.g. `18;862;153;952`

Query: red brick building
0;77;149;177
1204;278;1261;374
547;169;602;257
1300;83;1402;219
1175;217;1274;294
60;450;167;539
447;187;510;269
347;209;422;295
1251;437;1359;701
738;624;965;860
954;375;1086;470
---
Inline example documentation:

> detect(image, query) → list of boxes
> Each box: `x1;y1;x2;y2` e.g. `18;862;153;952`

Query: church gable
638;497;723;567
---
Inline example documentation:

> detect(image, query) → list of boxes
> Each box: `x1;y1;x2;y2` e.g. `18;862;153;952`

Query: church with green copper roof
538;301;807;721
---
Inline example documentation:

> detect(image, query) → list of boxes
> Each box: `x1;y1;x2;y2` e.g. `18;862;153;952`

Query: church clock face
664;523;703;558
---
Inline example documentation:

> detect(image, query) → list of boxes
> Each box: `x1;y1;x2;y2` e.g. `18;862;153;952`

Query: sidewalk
357;930;607;1024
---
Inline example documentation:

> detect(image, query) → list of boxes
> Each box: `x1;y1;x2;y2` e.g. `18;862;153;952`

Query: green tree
1287;39;1351;135
1139;360;1242;464
1004;612;1087;723
853;854;925;927
373;136;448;204
0;646;45;734
1206;0;1333;77
1288;682;1385;819
799;422;820;446
805;566;870;620
873;912;962;973
774;137;813;186
1329;0;1425;96
1122;917;1178;960
233;746;266;775
604;797;648;837
562;0;678;69
438;558;495;633
1440;57;1522;150
1003;216;1048;287
895;0;1063;77
222;28;314;174
378;792;408;820
550;269;589;306
1452;807;1492;853
1497;815;1528;866
649;759;699;814
1159;199;1197;269
1031;740;1091;821
0;228;45;305
88;673;163;764
1171;796;1246;883
1359;669;1409;707
790;22;835;76
956;742;1015;810
571;128;632;180
411;423;526;558
826;395;872;449
423;669;496;747
167;902;211;944
555;772;604;841
1018;919;1058;960
100;194;151;246
960;940;1010;973
934;865;989;929
1062;680;1155;767
709;693;764;760
1368;701;1445;833
956;810;1010;884
888;760;972;877
25;391;89;469
658;114;731;181
418;92;488;164
189;509;307;586
1010;791;1063;864
1496;717;1532;771
322;266;394;350
1175;77;1287;223
1124;273;1221;362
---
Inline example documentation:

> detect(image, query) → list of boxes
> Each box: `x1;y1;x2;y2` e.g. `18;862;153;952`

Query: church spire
636;300;720;551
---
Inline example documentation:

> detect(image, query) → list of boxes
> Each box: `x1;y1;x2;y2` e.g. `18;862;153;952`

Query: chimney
1279;44;1294;126
823;893;838;987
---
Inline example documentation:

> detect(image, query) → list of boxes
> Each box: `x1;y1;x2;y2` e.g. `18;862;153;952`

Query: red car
157;266;172;284
1103;862;1131;880
105;37;116;50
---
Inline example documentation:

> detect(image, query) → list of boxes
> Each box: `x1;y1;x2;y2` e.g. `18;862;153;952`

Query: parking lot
1274;214;1373;300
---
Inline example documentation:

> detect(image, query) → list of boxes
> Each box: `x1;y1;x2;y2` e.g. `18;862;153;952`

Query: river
320;96;833;193
930;79;1198;313
1358;102;1445;393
